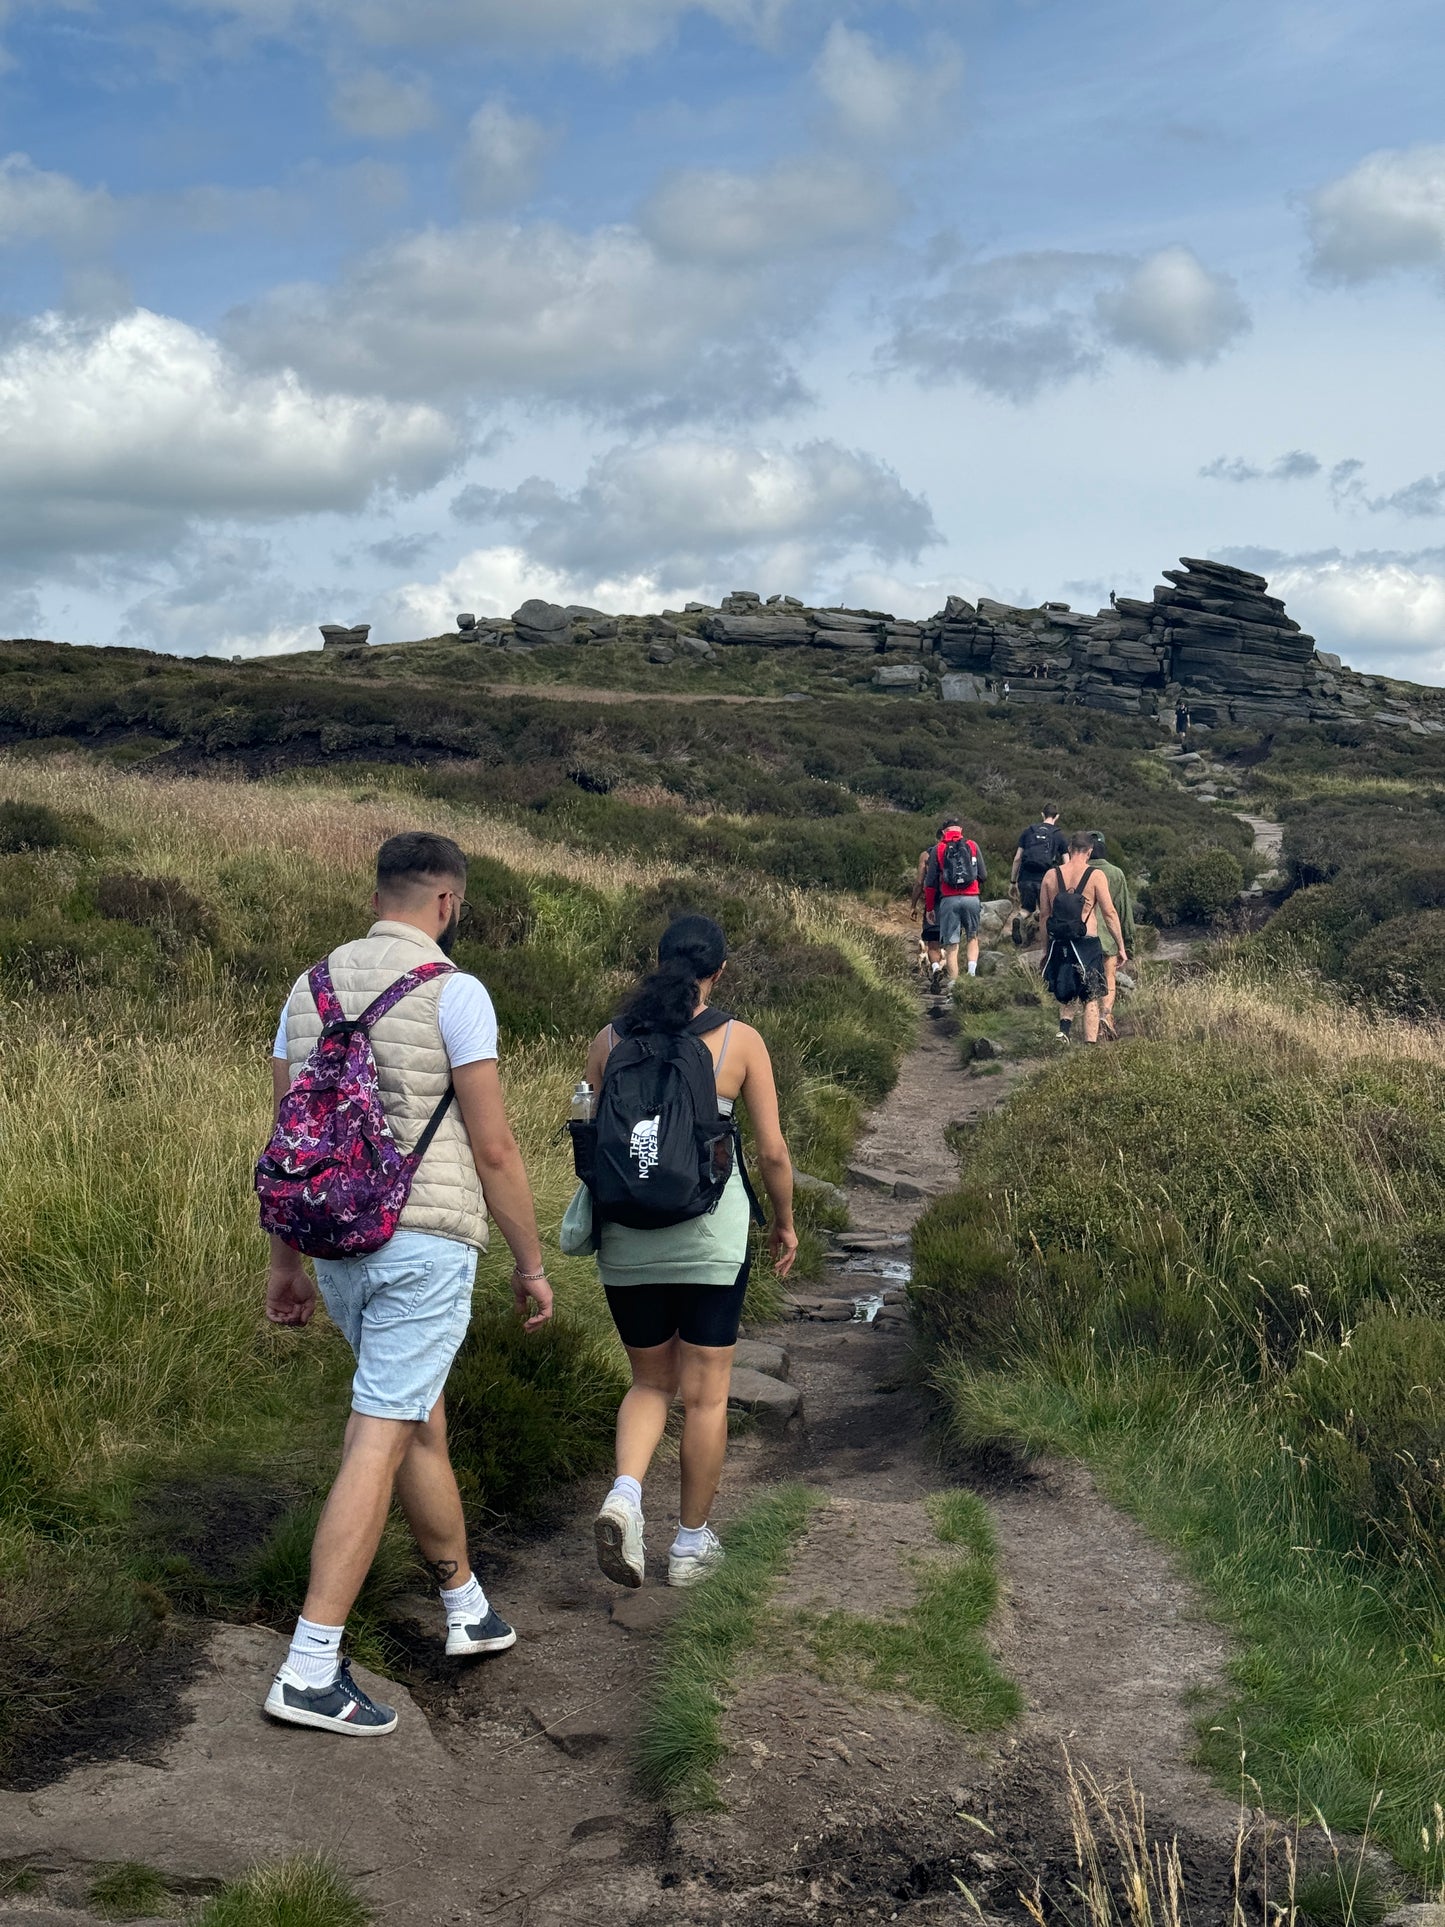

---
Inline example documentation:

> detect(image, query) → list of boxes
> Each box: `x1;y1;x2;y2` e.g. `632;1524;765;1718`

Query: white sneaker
1054;1030;1072;1046
668;1527;725;1589
594;1495;646;1588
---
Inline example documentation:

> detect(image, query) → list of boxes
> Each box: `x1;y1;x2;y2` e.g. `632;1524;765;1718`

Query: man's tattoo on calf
426;1558;461;1589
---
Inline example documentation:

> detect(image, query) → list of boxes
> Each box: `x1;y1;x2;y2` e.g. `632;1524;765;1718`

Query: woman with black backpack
576;915;797;1590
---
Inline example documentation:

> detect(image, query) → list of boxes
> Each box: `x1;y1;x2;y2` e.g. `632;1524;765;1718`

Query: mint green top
597;1167;751;1288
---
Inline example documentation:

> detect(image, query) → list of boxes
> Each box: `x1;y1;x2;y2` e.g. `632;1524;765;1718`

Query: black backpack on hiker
574;1011;763;1231
1046;873;1089;943
1017;823;1056;874
938;837;981;891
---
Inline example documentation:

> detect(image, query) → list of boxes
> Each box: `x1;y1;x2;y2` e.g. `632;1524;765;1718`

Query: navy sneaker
264;1656;398;1736
445;1605;518;1657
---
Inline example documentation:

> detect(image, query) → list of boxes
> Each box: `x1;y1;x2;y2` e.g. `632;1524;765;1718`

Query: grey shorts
314;1229;477;1422
938;895;981;947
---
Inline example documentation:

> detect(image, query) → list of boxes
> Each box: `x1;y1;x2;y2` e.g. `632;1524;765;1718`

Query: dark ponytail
615;914;728;1035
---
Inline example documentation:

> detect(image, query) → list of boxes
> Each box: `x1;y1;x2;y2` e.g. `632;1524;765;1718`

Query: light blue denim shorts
314;1229;477;1422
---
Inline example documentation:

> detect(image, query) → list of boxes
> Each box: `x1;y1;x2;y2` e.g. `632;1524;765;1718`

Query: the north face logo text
629;1115;661;1180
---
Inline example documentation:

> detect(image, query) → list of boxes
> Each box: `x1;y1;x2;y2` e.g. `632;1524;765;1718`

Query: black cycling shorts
1018;870;1046;912
604;1256;751;1351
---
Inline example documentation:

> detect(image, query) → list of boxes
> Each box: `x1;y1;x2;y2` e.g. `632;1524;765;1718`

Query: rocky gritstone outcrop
356;563;1445;732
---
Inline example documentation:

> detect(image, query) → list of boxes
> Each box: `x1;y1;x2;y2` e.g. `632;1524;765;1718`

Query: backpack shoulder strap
308;959;344;1027
355;960;456;1029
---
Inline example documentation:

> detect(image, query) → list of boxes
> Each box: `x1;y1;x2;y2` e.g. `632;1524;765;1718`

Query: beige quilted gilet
284;919;490;1252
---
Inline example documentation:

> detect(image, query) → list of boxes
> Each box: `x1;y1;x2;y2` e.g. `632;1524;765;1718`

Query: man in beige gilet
263;832;553;1737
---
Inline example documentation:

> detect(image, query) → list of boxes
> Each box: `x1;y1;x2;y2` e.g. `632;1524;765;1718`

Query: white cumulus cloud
1094;246;1250;365
457;100;552;212
885;243;1249;401
226;217;809;420
1266;551;1445;675
1308;143;1445;283
0;308;458;557
451;436;939;588
812;23;962;142
639;153;900;266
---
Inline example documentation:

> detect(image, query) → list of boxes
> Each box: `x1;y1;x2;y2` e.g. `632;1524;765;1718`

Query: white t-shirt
273;972;498;1068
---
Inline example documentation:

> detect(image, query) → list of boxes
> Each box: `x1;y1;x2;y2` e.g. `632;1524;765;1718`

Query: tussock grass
88;1863;175;1921
196;1856;369;1927
807;1489;1021;1728
634;1483;818;1808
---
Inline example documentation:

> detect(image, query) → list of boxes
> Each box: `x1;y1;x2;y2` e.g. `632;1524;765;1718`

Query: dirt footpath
0;985;1240;1927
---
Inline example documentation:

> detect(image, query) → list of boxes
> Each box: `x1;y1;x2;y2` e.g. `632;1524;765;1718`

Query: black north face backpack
575;1012;762;1231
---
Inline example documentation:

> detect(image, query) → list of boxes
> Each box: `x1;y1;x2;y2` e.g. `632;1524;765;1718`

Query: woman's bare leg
676;1341;736;1527
615;1338;680;1482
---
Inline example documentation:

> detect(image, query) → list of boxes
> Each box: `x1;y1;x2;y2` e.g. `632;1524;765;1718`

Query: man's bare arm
452;1059;553;1329
1037;869;1058;926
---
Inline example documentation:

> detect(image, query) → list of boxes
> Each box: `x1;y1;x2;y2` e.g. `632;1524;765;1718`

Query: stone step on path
727;1337;800;1430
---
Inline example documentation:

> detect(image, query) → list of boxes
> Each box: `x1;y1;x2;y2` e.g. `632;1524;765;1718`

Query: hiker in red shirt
922;820;988;985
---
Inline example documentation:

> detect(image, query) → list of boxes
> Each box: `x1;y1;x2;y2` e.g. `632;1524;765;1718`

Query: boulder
702;612;812;646
807;609;878;632
792;1166;847;1210
319;623;370;650
733;1339;790;1380
941;673;990;703
455;612;476;633
512;598;570;636
813;629;880;652
873;663;922;689
647;645;674;665
727;1368;802;1430
682;636;717;660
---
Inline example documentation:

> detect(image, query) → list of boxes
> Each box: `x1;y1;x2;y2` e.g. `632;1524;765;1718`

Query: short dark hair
376;832;466;896
1042;803;1060;820
1090;831;1108;859
938;817;963;836
1068;831;1096;856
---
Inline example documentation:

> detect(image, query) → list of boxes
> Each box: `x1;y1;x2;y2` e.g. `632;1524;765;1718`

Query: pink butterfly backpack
255;958;455;1259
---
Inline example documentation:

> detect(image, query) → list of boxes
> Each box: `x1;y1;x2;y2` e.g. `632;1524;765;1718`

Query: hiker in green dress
580;915;798;1591
1088;832;1136;1039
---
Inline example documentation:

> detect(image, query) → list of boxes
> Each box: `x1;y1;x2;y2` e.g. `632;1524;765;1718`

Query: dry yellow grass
1137;961;1445;1070
0;754;673;894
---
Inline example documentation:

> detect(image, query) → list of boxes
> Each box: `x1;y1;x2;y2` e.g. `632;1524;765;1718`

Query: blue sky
2;0;1444;673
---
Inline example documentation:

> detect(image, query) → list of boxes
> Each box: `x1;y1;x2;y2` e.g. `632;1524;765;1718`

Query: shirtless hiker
1037;833;1128;1045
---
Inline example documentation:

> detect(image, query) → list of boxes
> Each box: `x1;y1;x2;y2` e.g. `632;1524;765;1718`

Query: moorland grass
806;1489;1021;1729
88;1863;174;1921
633;1482;819;1808
195;1857;369;1927
916;967;1445;1873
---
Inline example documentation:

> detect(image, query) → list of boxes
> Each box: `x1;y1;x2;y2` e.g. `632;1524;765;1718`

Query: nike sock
608;1475;643;1511
672;1523;711;1556
967;961;978;976
286;1616;343;1688
440;1573;489;1622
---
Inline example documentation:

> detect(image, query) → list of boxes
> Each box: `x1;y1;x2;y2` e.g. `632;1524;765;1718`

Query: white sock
286;1617;342;1688
672;1522;710;1555
609;1475;643;1512
440;1573;489;1622
967;961;978;976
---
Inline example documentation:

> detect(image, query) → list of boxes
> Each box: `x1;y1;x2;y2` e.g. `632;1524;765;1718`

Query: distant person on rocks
1002;680;1012;702
1010;804;1067;943
910;828;950;991
1038;833;1128;1045
1175;699;1191;744
583;916;797;1592
260;831;553;1739
923;820;988;984
1085;832;1136;1040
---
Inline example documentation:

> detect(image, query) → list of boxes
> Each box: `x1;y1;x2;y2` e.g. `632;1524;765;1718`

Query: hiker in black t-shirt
1175;700;1191;744
1010;806;1067;918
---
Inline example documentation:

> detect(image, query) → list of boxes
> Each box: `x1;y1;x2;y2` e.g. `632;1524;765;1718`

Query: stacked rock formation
329;561;1445;732
319;622;371;651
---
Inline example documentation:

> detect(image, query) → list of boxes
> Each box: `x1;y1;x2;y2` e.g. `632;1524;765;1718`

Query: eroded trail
0;991;1239;1927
